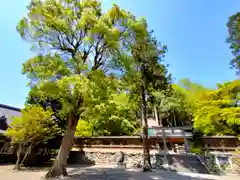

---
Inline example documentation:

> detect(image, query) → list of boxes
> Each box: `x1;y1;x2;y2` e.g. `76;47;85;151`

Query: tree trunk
20;146;30;166
15;144;21;170
173;111;177;127
45;114;77;178
20;144;34;167
141;86;152;172
159;100;163;127
154;104;159;126
159;116;163;127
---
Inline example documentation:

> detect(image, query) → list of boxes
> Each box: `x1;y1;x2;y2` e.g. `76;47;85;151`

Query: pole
182;129;189;153
161;128;169;170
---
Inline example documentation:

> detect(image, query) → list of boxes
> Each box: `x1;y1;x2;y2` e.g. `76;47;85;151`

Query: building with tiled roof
0;104;21;133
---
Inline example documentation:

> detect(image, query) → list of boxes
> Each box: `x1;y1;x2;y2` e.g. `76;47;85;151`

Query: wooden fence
1;134;239;153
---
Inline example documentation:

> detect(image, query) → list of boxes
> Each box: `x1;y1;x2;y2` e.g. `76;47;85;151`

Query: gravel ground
0;165;239;180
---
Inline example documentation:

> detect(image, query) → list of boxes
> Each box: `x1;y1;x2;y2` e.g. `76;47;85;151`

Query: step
167;155;210;174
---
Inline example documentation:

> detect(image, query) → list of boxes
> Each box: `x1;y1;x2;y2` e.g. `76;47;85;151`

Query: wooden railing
0;135;239;153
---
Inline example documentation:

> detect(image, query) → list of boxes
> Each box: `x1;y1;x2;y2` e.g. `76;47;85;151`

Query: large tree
227;12;240;74
18;0;146;178
117;32;171;171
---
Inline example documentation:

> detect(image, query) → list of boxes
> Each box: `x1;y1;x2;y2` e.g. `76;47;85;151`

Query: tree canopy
5;105;61;169
76;91;139;136
5;105;61;145
193;80;240;137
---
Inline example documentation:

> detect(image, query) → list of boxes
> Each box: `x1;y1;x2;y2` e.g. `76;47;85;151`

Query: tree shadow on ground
65;166;219;180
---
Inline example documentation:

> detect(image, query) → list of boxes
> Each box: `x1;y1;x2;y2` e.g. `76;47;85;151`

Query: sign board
148;128;156;136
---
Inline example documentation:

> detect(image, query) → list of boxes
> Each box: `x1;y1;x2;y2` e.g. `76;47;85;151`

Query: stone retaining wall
231;156;240;174
68;150;165;169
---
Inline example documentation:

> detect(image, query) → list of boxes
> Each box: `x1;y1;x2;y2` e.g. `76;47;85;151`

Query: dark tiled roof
0;104;21;112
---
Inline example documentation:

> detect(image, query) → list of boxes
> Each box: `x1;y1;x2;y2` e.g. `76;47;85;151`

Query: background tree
177;78;209;110
159;80;207;127
18;0;146;177
5;105;61;170
153;85;191;127
193;80;240;137
76;90;139;136
27;89;66;130
174;79;211;140
227;12;240;74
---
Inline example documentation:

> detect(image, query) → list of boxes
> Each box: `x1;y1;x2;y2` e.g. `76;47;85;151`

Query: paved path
0;165;239;180
64;165;239;180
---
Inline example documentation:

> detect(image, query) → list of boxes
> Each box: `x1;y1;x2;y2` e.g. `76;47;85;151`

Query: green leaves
5;105;61;145
75;120;93;137
75;84;139;136
153;84;192;127
193;80;240;136
19;0;147;75
22;53;70;83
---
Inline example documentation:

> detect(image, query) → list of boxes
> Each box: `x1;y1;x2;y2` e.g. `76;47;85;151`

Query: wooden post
182;129;189;153
161;128;169;170
161;128;168;154
204;144;209;156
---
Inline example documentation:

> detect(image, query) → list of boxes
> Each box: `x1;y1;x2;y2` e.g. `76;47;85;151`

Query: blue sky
0;0;239;108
